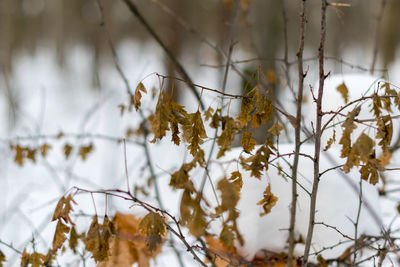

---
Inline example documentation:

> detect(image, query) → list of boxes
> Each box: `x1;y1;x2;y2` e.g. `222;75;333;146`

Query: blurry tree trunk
381;0;400;68
163;0;185;103
248;0;280;143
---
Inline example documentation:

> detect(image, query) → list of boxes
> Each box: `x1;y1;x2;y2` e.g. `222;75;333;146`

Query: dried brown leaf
241;132;256;153
79;143;94;161
257;185;278;216
268;122;284;136
336;82;349;103
134;82;147;111
40;143;51;157
64;143;73;159
52;220;70;250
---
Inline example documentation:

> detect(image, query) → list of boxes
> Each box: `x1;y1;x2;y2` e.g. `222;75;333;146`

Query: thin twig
288;0;307;264
95;2;185;265
303;0;328;265
199;0;240;201
0;239;22;254
0;132;143;146
96;0;132;96
353;178;363;264
123;139;130;193
154;73;245;99
122;0;204;110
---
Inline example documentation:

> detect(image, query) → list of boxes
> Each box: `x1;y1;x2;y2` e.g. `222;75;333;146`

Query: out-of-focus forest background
1;0;399;138
2;0;399;86
1;1;400;266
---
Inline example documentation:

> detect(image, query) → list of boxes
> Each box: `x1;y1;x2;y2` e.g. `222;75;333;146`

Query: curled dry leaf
241;132;256;153
97;213;165;267
0;249;5;266
257;185;278;216
336;82;349;104
79;143;94;161
268;122;284;137
52;220;70;250
134;82;147;111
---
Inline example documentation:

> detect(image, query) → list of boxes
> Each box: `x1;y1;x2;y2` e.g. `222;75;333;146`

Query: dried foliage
4;1;400;267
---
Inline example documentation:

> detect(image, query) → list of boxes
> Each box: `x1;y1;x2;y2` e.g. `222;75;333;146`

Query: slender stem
123;139;130;193
303;0;327;265
288;0;307;265
200;0;240;194
353;178;363;264
95;2;185;265
0;239;22;254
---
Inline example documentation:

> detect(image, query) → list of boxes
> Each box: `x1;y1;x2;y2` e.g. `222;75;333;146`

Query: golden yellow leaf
354;133;375;162
257;185;278;216
237;93;254;128
204;235;243;267
0;249;5;266
266;69;276;84
210;109;221;129
138;213;166;251
241;132;256;153
69;226;80;253
170;121;180;145
376;115;393;149
216;178;241;218
20;249;29;267
26;147;37;163
40;143;51;157
240;145;273;178
336;82;349;103
79;143;94;161
150;93;170;142
85;216;101;258
371;94;383;118
317;254;329;267
379;150;392;166
268;122;284;136
229;171;243;188
339;106;360;158
360;165;379;185
52;220;70;250
179;189;193;226
134;82;147;111
63;143;73;159
252;90;274;128
51;195;76;224
182;111;207;156
324;129;336;151
188;206;207;237
179;188;207;237
28;252;46;267
12;145;25;166
219;225;235;249
169;163;193;189
98;213;164;267
217;117;238;158
204;106;214;121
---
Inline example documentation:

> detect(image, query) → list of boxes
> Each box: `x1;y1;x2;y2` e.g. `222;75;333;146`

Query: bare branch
303;0;328;265
122;0;205;110
288;0;307;265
